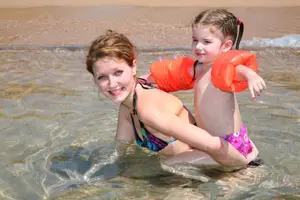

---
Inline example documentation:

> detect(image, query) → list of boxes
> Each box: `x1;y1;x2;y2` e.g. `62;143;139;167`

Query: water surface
0;45;299;199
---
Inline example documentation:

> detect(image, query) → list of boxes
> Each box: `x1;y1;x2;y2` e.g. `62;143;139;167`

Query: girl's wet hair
192;9;244;50
86;30;137;75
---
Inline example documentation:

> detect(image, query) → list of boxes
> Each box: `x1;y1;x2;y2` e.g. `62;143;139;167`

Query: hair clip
237;19;243;25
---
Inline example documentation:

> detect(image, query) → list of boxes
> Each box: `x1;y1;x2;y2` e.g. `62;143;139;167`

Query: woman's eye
114;70;123;76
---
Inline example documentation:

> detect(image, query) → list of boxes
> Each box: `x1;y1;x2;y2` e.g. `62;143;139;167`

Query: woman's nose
108;76;118;88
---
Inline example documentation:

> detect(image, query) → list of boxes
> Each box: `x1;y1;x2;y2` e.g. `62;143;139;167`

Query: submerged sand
0;1;300;48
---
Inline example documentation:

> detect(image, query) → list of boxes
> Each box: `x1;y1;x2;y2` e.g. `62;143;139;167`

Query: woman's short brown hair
86;30;137;75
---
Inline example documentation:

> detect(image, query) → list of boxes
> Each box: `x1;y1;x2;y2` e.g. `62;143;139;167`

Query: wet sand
0;1;300;48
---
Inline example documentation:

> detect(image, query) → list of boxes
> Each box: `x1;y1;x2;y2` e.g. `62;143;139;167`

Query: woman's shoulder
136;86;184;118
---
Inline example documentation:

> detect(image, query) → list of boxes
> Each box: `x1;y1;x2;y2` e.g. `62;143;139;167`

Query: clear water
0;41;299;199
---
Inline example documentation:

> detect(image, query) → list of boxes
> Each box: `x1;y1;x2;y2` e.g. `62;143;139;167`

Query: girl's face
92;57;136;104
192;26;230;65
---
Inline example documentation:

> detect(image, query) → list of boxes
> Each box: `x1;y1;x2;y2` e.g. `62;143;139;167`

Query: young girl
147;9;266;166
85;30;256;171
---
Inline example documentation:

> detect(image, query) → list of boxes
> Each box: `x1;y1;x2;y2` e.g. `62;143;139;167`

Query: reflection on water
0;48;299;200
0;82;78;99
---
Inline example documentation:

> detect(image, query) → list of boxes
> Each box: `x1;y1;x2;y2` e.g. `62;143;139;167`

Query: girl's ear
221;39;233;52
132;59;137;75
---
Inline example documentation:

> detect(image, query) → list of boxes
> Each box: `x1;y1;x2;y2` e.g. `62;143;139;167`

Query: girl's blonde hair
192;9;244;49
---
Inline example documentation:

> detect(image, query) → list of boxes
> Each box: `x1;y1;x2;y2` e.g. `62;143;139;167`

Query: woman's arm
146;110;247;166
137;93;248;166
115;104;135;157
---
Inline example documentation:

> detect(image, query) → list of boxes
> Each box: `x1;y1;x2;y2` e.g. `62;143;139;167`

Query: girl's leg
160;150;220;182
163;149;219;167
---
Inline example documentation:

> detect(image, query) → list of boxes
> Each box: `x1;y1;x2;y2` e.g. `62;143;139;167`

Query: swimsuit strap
136;78;154;89
131;78;155;138
132;78;154;115
130;114;147;142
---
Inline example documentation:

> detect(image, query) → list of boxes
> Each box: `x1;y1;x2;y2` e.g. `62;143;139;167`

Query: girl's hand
246;71;267;99
235;64;267;98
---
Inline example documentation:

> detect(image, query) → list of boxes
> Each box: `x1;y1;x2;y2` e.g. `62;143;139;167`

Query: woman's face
92;57;136;103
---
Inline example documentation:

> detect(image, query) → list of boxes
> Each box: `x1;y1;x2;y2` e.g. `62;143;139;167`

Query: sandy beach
0;0;300;48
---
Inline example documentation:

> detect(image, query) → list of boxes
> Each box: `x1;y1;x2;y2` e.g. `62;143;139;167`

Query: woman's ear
221;39;233;52
132;59;137;75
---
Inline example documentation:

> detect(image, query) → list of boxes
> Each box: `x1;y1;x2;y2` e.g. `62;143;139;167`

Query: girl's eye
97;75;105;80
204;40;211;44
114;70;123;76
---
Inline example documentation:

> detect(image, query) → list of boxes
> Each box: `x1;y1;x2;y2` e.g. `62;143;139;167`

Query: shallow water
0;46;299;200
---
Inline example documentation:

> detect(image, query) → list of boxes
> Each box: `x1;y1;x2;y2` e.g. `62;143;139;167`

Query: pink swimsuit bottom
222;123;253;157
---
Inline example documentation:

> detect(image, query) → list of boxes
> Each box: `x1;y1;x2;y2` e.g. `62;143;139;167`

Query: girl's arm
115;104;135;157
149;57;195;92
211;50;264;94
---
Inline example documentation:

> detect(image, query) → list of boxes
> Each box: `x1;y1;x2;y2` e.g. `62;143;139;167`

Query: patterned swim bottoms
222;123;253;157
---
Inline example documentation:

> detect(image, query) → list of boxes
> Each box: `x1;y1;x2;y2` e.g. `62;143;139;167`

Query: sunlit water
0;37;300;199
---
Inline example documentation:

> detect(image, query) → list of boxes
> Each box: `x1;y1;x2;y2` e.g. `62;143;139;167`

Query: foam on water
242;34;300;49
0;34;300;52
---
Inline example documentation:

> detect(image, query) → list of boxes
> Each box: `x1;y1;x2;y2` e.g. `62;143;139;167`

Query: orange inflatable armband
211;50;258;92
150;57;195;92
